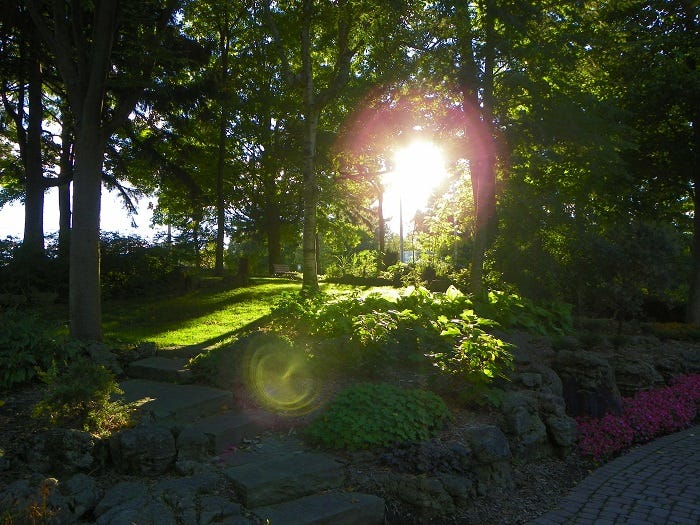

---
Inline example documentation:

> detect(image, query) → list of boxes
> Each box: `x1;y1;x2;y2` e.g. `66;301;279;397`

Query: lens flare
244;343;320;416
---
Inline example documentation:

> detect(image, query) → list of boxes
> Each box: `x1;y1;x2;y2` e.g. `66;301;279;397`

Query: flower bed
576;374;700;462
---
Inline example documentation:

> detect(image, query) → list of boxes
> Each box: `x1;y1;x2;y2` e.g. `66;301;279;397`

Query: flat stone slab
224;451;345;507
253;492;385;525
119;379;233;424
177;410;275;458
127;356;193;383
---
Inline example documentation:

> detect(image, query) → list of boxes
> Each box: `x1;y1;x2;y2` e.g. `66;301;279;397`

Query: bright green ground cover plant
305;382;451;450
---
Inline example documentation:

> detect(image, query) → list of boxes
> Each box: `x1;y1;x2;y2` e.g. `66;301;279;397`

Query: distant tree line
0;1;697;339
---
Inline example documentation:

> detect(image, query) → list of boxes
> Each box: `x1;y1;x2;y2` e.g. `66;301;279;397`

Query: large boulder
109;424;176;475
460;425;513;495
500;391;549;459
25;428;102;476
609;353;664;397
552;350;622;418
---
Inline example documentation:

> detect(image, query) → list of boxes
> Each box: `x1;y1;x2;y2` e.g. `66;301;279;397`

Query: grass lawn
101;277;397;351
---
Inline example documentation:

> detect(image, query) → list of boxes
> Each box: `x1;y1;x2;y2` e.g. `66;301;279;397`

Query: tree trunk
69;124;104;341
57;114;73;260
267;212;282;274
377;184;385;269
301;108;320;292
214;22;230;277
214;107;227;276
22;40;44;255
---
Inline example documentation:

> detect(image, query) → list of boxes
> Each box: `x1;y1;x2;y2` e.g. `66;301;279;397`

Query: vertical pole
399;195;404;263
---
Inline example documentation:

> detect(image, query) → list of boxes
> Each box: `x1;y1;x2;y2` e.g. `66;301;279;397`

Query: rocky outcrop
552;350;623;418
25;428;104;476
109;424;177;475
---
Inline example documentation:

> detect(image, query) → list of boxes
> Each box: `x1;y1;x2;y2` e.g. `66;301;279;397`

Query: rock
224;451;345;507
460;425;513;495
545;414;578;450
552;350;622;418
62;473;101;519
610;354;664;396
109;424;176;475
531;364;564;397
94;481;150;516
25;428;100;475
373;471;457;513
0;477;77;525
516;372;543;388
461;425;511;464
438;473;473;506
253;492;385;525
501;391;549;459
96;497;177;525
198;495;245;525
87;342;124;376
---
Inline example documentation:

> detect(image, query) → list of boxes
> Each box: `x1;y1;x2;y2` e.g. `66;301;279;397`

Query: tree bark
301;107;320;291
57;110;73;260
69;124;104;341
22;36;45;256
214;14;231;277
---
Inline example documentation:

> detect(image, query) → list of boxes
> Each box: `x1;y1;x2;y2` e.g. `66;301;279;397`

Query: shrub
0;310;65;390
576;374;700;462
32;359;136;437
270;286;514;386
305;383;451;450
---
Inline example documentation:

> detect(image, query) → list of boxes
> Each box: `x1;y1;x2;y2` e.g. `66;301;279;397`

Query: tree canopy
1;0;698;338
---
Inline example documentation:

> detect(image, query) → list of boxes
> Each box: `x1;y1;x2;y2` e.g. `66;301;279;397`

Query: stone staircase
121;355;385;525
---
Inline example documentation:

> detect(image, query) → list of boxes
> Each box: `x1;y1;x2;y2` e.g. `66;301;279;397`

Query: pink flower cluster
576;373;700;462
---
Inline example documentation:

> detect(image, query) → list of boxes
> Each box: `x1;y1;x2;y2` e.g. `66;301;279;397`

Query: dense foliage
0;309;67;389
32;359;135;437
305;382;451;450
1;1;697;337
268;286;548;398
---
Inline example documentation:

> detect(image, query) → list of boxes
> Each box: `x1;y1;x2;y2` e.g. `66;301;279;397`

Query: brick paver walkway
528;425;700;525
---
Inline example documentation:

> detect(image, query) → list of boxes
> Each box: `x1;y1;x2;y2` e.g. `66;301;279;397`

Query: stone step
223;451;345;508
177;410;275;459
119;379;233;425
127;356;193;384
252;492;385;525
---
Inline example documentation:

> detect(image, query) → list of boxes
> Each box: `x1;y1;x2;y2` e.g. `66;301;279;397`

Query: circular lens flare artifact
245;343;320;416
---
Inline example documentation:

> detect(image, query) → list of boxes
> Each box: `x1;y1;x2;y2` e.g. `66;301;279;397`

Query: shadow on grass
102;278;300;346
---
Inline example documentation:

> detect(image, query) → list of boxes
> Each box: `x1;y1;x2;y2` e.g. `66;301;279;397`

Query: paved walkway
528;425;700;525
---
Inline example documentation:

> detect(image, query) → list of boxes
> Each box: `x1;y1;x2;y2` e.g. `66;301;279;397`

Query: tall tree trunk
214;19;230;277
69;124;104;341
215;107;227;276
57;112;73;261
301;107;320;291
22;38;44;255
267;210;282;274
457;0;497;294
300;0;319;292
376;184;385;268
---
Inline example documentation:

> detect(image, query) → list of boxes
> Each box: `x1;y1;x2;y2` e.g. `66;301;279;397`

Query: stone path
120;355;385;525
528;425;700;525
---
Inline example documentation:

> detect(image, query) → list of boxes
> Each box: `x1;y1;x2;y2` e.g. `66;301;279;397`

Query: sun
383;140;448;232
